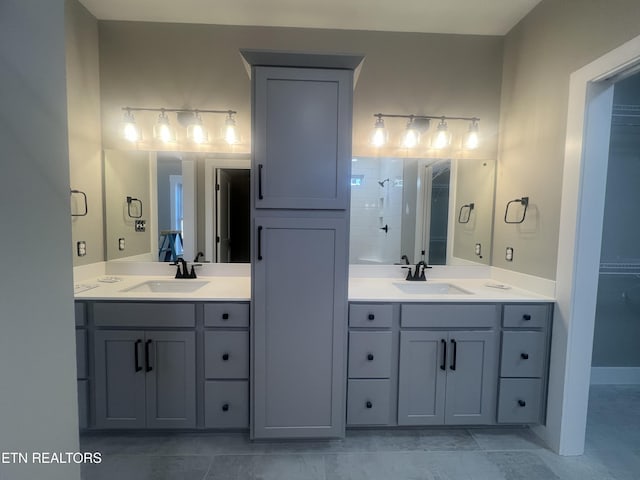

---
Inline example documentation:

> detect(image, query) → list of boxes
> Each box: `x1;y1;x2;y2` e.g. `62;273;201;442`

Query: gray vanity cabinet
442;330;497;425
398;331;497;425
397;331;447;425
497;304;552;424
94;330;196;429
253;66;352;210
94;330;146;428
245;51;362;440
398;309;499;426
252;215;348;438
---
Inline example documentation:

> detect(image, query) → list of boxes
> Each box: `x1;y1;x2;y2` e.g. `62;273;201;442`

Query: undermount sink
122;280;209;293
392;282;472;295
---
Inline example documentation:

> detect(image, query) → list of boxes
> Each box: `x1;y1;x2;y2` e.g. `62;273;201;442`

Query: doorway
215;168;250;263
591;72;640;384
552;34;640;455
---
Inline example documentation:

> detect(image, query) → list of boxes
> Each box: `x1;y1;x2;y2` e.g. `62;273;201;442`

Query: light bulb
401;120;420;148
122;110;140;142
370;116;387;148
463;120;480;150
224;114;238;145
187;113;208;144
153;112;176;144
431;119;451;149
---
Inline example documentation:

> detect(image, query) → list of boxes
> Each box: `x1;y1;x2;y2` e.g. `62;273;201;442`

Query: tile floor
80;385;640;479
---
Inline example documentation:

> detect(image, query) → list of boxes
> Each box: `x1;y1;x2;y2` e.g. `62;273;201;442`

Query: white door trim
543;33;640;456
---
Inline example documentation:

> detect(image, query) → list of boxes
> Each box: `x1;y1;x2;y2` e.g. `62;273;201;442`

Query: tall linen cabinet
242;51;363;439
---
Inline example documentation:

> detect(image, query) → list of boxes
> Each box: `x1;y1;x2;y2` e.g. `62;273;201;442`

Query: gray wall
592;73;640;367
493;0;640;279
104;150;151;259
66;0;103;265
97;22;504;161
0;1;80;479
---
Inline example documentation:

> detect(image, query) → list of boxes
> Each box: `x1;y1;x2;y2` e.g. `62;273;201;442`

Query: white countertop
74;275;251;302
75;274;553;303
348;277;553;302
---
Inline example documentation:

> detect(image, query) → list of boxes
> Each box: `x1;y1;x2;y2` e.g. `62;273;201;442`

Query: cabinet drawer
204;303;249;328
500;331;546;378
75;302;86;327
205;331;249;379
76;329;87;379
401;304;499;328
205;381;249;429
497;379;542;424
503;304;549;329
93;303;195;328
347;379;391;425
349;304;393;328
348;331;392;378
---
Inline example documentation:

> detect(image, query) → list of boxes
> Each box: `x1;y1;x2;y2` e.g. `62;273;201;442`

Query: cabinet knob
222;403;229;412
365;401;373;409
518;400;526;407
222;353;230;361
522;314;531;321
222;313;229;320
521;353;529;360
367;353;374;361
368;314;375;321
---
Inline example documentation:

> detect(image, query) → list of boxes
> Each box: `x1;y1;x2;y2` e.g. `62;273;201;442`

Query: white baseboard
590;367;640;385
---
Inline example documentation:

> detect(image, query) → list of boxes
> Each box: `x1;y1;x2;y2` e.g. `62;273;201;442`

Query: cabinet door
444;331;498;425
253;67;352;210
94;330;146;429
253;216;348;438
397;331;446;425
145;331;196;429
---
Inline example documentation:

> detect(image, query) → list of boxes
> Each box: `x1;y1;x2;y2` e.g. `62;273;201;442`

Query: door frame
204;155;251;262
413;159;455;264
545;33;640;455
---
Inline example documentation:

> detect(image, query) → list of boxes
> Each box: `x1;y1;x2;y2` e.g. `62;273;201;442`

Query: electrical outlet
77;241;86;257
475;243;482;257
135;220;146;232
505;246;514;262
118;238;126;251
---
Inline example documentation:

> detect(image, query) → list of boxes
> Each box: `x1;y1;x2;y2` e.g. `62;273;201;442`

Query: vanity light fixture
121;107;238;145
463;118;480;150
223;112;239;145
153;110;176;144
431;118;452;150
370;113;480;151
186;111;208;145
401;117;421;149
122;109;140;143
370;114;388;148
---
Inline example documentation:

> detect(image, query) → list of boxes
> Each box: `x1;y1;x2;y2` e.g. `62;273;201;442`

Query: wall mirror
104;150;494;265
350;157;495;266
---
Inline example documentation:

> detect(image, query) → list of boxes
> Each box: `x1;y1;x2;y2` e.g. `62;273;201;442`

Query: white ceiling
78;0;542;36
